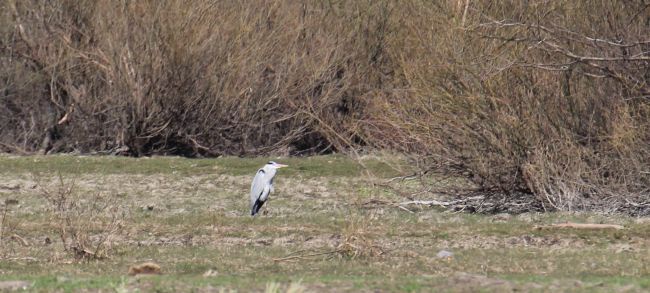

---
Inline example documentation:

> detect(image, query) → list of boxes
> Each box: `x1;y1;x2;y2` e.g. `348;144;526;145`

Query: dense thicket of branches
1;0;389;156
1;0;648;213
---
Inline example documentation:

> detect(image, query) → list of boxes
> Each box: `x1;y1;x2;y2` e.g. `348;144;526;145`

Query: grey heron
250;161;288;216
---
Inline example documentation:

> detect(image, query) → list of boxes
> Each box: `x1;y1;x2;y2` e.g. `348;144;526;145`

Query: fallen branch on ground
386;174;418;182
399;196;485;207
360;196;486;213
534;222;625;230
10;233;30;246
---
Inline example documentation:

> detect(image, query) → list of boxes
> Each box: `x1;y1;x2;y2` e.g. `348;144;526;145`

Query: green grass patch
0;154;402;178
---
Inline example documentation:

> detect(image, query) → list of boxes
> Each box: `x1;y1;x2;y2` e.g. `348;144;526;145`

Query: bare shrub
36;173;126;260
0;0;396;156
360;1;650;213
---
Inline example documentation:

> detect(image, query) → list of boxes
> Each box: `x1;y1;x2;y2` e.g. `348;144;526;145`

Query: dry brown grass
335;216;385;259
128;262;162;276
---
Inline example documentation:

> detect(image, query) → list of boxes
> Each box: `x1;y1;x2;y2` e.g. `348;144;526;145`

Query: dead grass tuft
128;262;162;276
335;216;385;259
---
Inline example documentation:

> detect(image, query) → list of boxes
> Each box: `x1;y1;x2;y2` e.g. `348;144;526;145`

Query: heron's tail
251;200;265;216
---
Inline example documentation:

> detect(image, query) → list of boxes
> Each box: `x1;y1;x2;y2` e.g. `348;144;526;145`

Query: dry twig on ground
534;223;625;230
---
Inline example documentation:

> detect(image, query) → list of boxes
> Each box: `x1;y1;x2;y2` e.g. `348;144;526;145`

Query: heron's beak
276;164;289;168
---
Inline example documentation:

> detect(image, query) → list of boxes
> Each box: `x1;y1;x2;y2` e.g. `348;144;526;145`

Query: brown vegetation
128;262;162;276
36;174;125;260
1;0;390;156
1;0;648;213
357;0;649;213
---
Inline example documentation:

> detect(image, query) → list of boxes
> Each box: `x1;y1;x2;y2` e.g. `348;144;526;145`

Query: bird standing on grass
250;161;288;216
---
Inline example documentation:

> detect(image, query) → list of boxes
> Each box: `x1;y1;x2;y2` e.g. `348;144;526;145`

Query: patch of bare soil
0;281;32;291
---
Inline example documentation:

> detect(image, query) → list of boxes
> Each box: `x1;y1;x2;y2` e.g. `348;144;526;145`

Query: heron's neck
264;166;277;178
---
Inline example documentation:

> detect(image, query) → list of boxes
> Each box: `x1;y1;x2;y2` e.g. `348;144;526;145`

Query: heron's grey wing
250;169;267;207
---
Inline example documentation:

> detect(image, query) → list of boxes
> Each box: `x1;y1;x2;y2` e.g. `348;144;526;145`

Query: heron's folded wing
250;169;266;205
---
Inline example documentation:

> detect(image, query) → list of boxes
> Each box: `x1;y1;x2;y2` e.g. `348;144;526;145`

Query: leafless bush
36;173;126;260
360;1;649;213
0;0;395;156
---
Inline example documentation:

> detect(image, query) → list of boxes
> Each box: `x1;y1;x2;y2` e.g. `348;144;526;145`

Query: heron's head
267;161;288;169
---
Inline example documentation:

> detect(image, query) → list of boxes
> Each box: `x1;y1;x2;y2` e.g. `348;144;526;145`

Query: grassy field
0;155;648;292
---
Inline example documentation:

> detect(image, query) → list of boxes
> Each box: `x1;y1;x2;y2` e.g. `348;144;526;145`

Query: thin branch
400;196;484;207
475;20;650;49
534;223;625;230
542;40;650;62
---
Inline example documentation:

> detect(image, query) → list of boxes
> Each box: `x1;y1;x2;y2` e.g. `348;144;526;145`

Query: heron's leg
251;201;258;216
252;199;266;216
261;200;269;216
